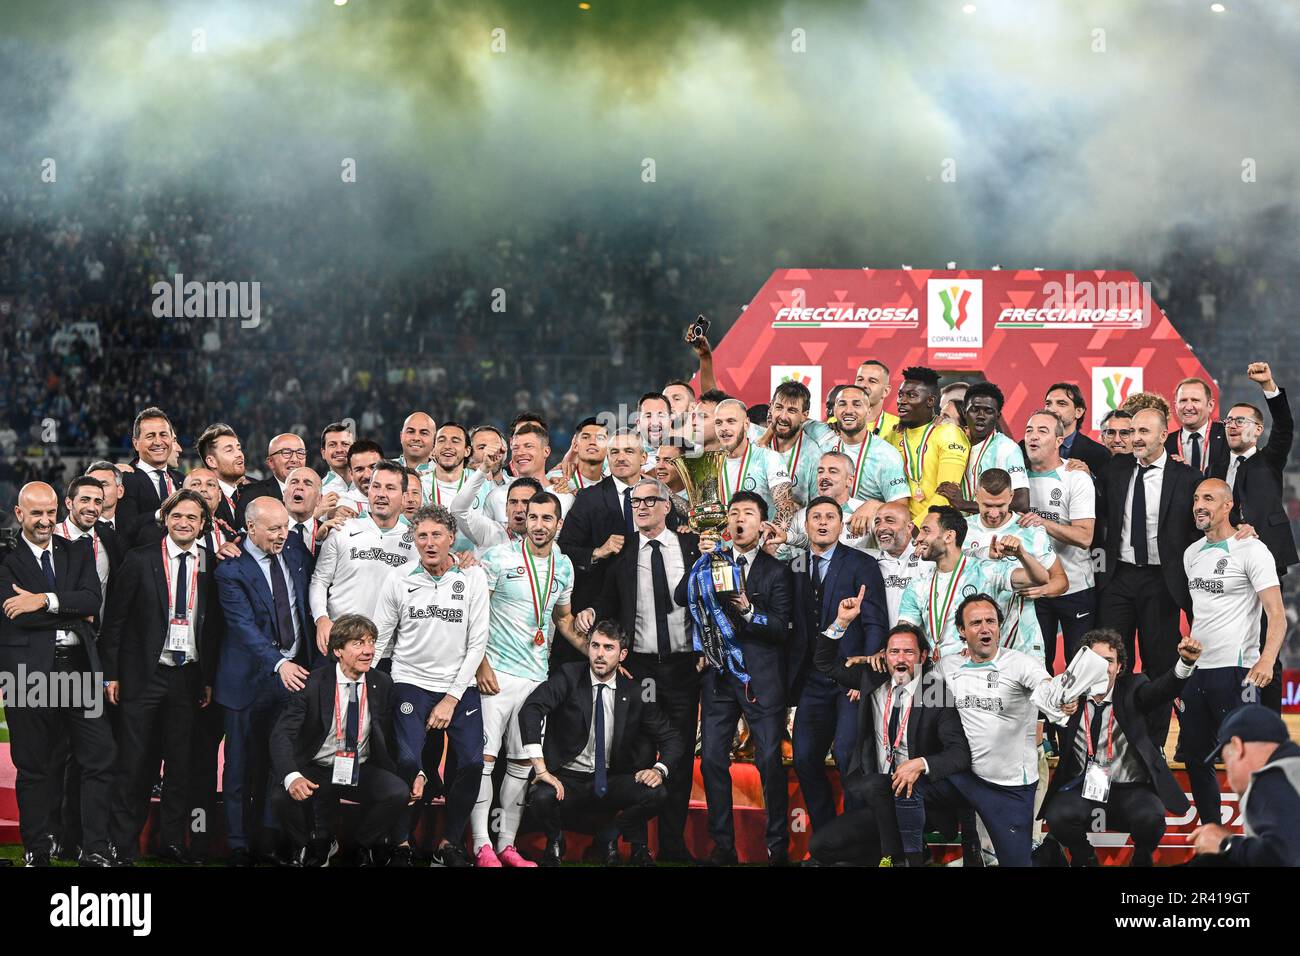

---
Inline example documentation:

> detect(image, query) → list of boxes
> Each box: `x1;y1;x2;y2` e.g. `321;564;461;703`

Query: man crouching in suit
521;620;683;866
271;614;409;866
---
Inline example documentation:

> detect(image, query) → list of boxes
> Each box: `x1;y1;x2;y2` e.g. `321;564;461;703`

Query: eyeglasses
270;449;308;460
629;496;665;508
1102;428;1133;438
1222;416;1258;428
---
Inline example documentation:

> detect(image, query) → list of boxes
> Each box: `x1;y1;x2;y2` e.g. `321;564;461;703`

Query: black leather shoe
356;847;378;867
657;846;698;865
768;851;792;867
431;842;472;868
302;838;338;868
156;844;194;865
599;840;620;866
628;844;656;867
541;834;565;867
703;847;738;867
388;844;414;868
79;852;116;868
23;848;52;868
228;847;254;867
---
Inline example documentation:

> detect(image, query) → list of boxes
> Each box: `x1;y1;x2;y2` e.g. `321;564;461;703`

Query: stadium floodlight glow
962;3;976;13
1210;2;1225;11
578;2;591;9
334;0;347;6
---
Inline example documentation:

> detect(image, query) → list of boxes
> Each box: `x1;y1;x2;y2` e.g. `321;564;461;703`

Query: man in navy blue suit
785;496;888;834
214;496;316;865
677;490;794;866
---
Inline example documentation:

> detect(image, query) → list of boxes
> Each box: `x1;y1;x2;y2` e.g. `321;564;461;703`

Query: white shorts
481;670;543;759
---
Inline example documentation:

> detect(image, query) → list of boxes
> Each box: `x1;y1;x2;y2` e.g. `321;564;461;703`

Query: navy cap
1205;704;1291;764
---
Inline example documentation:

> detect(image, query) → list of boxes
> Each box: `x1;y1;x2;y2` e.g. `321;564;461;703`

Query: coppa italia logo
926;279;982;349
769;365;823;419
1091;366;1143;429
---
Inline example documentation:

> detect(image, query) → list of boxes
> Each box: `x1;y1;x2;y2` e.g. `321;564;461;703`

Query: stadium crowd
2;336;1298;869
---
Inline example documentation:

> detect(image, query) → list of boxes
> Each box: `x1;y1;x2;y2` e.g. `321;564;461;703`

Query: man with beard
897;506;1050;659
662;379;696;440
1019;411;1099;671
1041;383;1110;478
196;423;246;529
868;501;931;625
754;380;838;505
690;388;729;452
713;399;797;527
55;477;118;617
853;358;900;436
546;417;610;494
768;451;873;558
449;447;543;552
319;421;354;501
635;392;673;454
960;469;1067;662
883;368;970;526
1100;409;1134;456
829;386;911;539
310;461;414;669
937;382;1029;516
336;439;385;517
1165;377;1228;478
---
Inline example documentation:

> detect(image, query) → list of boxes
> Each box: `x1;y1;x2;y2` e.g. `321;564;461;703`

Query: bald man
1096;407;1201;750
234;433;308;529
396;411;437;485
214;496;316;865
1;482;115;866
866;500;930;625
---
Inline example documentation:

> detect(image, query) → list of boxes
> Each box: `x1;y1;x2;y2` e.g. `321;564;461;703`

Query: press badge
166;619;191;652
332;752;356;785
1083;761;1111;802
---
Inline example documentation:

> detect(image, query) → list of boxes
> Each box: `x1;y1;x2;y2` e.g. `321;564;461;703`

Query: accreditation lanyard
838;434;872;496
901;422;937;494
335;680;368;752
522;540;555;647
719;441;753;507
927;555;967;647
881;684;915;763
59;522;98;562
296;518;317;555
1084;700;1116;764
159;541;197;624
432;471;466;507
961;434;994;498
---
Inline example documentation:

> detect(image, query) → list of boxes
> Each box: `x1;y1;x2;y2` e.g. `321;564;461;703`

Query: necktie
1231;455;1245;498
1187;432;1202;473
345;681;361;784
40;550;56;591
154;467;169;503
1131;464;1152;566
173;551;189;665
647;540;673;659
736;554;748;591
810;554;825;627
593;683;608;797
622;487;635;538
268;552;296;650
1089;700;1108;761
288;524;305;551
887;690;904;772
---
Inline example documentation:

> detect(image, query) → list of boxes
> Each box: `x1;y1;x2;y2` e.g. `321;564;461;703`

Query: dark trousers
1037;587;1097;673
110;663;202;853
1180;666;1249;825
809;772;968;865
4;647;115;855
1260;602;1283;713
271;762;408;850
1042;782;1166;865
1098;563;1182;749
392;682;483;847
700;668;788;858
530;768;668;843
792;673;859;832
948;772;1037;867
624;651;701;854
222;685;286;851
188;694;225;856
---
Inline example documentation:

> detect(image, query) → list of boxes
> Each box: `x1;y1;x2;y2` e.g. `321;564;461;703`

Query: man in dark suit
115;406;185;546
521;620;684;866
676;490;794;865
558;430;679;667
214;495;316;865
283;465;336;580
1043;382;1110;478
234;433;308;528
809;622;971;866
1041;629;1203;866
1097;407;1201;749
196;422;247;530
100;489;224;863
786;496;888;834
577;476;701;863
0;482;115;867
1165;377;1230;479
271;614;409;866
1224;362;1298;712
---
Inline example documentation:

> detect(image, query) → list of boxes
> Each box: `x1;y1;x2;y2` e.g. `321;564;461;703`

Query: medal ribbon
432;470;467;507
521;540;555;639
720;441;753;507
961;434;994;498
784;430;804;479
927;555;967;649
902;421;937;489
838;434;873;497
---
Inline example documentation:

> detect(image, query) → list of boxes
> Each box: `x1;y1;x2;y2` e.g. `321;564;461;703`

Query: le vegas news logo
926;279;983;349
